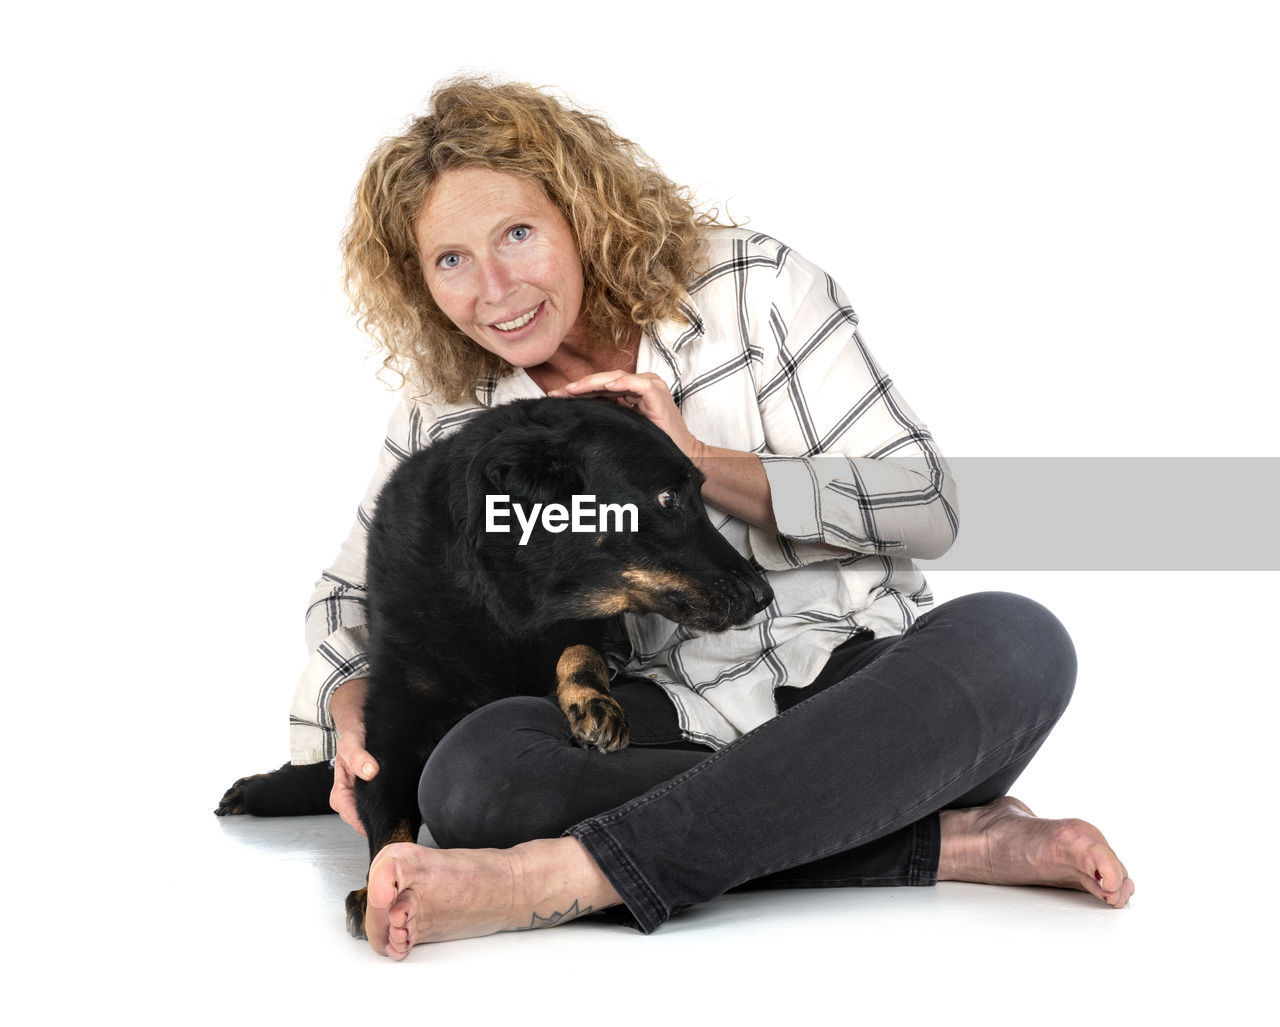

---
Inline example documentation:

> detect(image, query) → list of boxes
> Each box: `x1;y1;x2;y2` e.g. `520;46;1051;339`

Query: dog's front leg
556;644;629;753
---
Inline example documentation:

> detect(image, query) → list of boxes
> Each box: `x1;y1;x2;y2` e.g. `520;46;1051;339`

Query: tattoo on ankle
517;899;594;931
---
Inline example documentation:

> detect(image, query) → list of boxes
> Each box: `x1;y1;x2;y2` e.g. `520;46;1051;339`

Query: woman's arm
689;443;777;533
551;371;778;532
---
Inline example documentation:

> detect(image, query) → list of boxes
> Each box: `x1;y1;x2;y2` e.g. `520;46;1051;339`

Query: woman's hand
329;677;379;836
549;371;698;458
549;372;778;532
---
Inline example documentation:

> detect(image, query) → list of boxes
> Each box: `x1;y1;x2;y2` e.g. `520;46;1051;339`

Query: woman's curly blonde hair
342;77;723;402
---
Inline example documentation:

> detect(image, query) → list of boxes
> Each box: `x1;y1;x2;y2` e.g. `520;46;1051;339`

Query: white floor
16;571;1262;1025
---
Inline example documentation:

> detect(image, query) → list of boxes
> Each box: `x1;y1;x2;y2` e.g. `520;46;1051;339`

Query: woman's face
415;166;587;367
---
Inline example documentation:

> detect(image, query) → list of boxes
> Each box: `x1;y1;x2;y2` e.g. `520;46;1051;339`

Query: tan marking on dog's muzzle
621;567;697;592
569;566;701;618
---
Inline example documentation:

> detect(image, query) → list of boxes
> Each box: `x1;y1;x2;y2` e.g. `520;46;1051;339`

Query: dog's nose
735;568;772;612
751;577;773;610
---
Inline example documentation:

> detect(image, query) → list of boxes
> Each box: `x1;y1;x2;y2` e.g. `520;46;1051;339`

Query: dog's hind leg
215;761;335;817
555;644;630;753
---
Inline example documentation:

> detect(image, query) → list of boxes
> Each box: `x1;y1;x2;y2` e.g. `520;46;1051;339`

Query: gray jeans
419;591;1077;933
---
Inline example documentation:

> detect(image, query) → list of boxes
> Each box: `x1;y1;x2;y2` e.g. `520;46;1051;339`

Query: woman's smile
491;301;544;333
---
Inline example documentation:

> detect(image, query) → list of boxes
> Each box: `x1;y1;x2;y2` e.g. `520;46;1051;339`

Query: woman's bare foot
364;837;622;960
939;796;1135;907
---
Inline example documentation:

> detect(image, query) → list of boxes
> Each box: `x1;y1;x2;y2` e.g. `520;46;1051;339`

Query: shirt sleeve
747;241;959;568
288;396;422;763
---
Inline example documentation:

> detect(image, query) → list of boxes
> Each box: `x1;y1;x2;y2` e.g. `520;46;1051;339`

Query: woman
293;77;1134;959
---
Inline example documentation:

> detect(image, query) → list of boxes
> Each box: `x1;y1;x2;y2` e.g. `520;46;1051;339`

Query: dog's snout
724;566;772;618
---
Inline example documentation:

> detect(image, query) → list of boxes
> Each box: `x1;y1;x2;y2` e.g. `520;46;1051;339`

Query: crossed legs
365;593;1134;958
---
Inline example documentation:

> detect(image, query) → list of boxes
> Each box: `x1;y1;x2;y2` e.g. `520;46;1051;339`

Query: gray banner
911;457;1278;571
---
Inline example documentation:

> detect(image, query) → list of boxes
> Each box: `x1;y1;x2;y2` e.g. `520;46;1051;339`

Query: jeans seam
568;820;666;934
908;814;940;885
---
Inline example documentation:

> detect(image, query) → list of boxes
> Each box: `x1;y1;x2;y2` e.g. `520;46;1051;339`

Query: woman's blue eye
509;225;531;242
438;253;462;269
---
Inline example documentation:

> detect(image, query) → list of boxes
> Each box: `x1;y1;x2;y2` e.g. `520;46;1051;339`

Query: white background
4;1;1276;1021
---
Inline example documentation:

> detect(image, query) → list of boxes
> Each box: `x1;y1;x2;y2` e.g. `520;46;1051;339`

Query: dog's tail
215;761;336;817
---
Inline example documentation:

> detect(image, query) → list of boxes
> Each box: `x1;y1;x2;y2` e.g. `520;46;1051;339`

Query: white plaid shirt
290;228;957;761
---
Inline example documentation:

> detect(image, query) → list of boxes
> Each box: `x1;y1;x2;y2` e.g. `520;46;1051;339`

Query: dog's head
462;398;773;633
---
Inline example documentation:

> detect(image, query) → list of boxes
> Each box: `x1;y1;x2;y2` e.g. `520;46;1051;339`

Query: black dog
217;397;773;938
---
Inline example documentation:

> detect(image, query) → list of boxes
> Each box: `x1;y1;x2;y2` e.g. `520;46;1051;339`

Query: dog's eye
658;490;679;509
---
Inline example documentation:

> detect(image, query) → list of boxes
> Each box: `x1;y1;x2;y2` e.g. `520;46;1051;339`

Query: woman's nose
475;256;515;303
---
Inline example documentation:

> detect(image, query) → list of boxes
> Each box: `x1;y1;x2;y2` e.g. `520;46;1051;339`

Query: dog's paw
567;696;630;752
214;774;263;816
346;887;368;940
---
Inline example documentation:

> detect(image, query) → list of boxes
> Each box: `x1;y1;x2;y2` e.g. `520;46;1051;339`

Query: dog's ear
479;425;583;502
463;425;585;537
